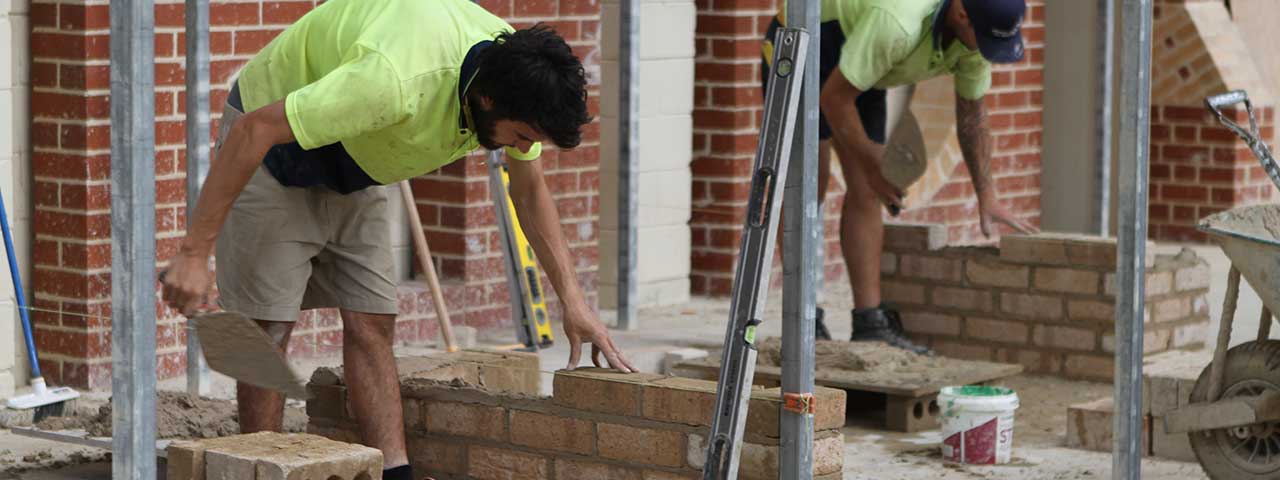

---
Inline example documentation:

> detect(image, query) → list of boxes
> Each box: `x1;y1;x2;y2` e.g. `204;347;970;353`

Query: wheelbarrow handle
1206;89;1249;110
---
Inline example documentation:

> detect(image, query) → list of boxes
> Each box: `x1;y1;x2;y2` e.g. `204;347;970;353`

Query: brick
1032;325;1098;351
881;280;926;305
468;446;549;480
408;436;467;477
598;423;686;468
1000;292;1063;319
882;223;946;251
509;410;594;455
965;258;1030;288
1151;297;1190;323
1174;261;1210;292
1066;398;1150;453
1033;267;1100;294
1067;299;1115;323
1151;417;1195;461
166;440;207;480
931;286;993;312
966;318;1029;344
425;401;506;441
553;368;663;416
898;311;961;336
553;458;642;480
1064;354;1114;381
1146;270;1174;296
899;255;963;283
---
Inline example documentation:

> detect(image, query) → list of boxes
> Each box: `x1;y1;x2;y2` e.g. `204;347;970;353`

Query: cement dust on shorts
33;391;306;439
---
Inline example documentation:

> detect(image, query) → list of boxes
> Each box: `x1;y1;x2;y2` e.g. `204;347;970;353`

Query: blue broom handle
0;191;40;379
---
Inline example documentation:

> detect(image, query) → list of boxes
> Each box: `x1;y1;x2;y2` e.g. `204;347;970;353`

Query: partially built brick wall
880;223;1211;381
307;351;847;480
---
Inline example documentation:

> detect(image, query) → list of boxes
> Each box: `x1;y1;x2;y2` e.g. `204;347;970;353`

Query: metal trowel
880;109;928;216
190;311;309;399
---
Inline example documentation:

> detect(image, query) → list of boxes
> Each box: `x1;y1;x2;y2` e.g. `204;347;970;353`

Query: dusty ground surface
32;391;305;439
1;262;1224;479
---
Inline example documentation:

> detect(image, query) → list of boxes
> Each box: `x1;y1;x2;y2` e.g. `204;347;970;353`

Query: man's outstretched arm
506;157;635;373
955;95;1037;237
162;100;295;315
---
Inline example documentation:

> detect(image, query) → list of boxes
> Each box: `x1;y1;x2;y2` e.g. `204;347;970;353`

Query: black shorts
761;18;887;143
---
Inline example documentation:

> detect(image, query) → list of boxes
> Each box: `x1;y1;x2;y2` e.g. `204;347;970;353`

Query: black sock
384;465;413;480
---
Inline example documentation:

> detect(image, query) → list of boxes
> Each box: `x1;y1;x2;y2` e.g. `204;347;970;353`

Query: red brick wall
1148;105;1275;242
690;1;1046;296
28;0;601;389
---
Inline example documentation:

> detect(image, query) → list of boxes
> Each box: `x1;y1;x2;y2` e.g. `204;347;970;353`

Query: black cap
961;0;1026;64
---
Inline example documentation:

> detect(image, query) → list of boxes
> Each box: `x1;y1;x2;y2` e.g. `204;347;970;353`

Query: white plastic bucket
938;385;1019;465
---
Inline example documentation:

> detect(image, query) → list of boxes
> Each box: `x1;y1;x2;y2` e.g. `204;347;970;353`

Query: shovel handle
1206;90;1249;110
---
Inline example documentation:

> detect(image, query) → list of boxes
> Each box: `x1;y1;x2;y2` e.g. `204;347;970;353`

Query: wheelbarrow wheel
1189;340;1280;479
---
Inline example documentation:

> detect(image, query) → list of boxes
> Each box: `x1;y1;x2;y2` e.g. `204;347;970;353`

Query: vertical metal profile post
616;0;640;330
1112;0;1153;478
110;0;158;477
1094;0;1114;235
780;0;819;475
184;0;212;397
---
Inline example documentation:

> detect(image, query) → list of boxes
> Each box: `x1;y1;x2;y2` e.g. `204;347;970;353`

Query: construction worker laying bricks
764;0;1040;353
159;1;635;479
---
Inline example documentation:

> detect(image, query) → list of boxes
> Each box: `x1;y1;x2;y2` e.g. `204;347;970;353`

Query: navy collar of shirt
932;0;952;53
458;40;493;132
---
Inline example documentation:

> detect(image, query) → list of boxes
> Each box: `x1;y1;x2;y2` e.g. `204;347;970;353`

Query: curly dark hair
470;24;592;149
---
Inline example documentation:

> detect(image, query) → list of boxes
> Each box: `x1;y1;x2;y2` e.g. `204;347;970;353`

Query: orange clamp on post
783;392;815;415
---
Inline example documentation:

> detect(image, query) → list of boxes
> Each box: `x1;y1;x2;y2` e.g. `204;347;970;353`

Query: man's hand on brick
563;304;635;373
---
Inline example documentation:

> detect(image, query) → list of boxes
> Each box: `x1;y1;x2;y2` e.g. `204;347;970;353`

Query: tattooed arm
955;95;1038;236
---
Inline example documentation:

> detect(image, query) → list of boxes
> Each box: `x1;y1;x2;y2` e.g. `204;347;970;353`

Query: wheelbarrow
1161;90;1280;479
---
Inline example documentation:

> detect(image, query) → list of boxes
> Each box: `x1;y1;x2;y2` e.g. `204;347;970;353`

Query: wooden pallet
673;354;1023;432
12;426;172;458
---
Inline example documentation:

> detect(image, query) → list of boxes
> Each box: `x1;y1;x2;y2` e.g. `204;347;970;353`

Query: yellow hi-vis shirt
778;0;992;100
235;0;542;184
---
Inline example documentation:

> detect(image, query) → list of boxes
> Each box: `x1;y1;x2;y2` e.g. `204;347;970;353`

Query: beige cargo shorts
213;99;398;322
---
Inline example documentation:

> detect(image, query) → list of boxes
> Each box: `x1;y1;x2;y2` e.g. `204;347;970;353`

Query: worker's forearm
179;122;273;258
511;181;591;316
822;96;883;176
956;96;994;198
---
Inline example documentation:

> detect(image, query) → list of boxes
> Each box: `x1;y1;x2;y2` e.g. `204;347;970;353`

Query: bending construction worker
160;1;635;479
763;0;1039;353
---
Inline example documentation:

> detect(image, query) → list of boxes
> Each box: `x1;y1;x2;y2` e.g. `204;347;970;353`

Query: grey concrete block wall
598;0;695;309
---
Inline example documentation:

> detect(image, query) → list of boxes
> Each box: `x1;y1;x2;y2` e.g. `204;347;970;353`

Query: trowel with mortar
880;108;928;216
163;272;309;398
189;311;309;399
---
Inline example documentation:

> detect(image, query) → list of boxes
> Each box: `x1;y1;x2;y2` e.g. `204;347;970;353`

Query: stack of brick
879;223;1211;381
167;431;383;480
307;355;847;479
1066;349;1207;461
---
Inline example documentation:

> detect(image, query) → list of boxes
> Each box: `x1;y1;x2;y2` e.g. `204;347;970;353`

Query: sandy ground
0;246;1239;479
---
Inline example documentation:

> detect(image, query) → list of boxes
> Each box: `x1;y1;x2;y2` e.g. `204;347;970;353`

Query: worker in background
763;0;1039;353
160;1;635;479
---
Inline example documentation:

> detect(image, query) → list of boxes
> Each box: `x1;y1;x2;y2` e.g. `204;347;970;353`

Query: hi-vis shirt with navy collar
235;0;541;185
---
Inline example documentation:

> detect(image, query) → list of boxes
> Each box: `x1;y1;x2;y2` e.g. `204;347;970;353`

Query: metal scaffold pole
110;0;158;477
1112;0;1152;478
1094;0;1114;236
616;0;640;330
780;0;819;475
185;0;212;397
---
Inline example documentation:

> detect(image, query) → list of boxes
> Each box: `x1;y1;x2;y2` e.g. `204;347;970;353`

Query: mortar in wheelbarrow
1198;204;1280;313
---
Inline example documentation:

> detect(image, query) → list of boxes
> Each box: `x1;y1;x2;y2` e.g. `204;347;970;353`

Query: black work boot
851;306;933;355
815;307;832;341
